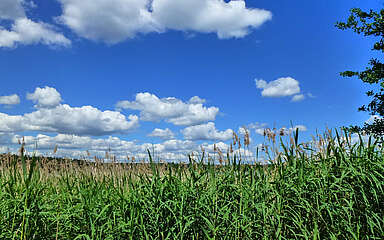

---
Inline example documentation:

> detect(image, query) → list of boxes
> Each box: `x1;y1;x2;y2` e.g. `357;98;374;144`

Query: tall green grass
0;129;383;239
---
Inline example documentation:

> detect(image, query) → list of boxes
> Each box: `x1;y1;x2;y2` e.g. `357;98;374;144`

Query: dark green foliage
336;8;384;138
0;131;383;239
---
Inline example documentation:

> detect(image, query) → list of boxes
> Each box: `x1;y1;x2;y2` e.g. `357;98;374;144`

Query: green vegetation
336;8;384;137
0;129;383;239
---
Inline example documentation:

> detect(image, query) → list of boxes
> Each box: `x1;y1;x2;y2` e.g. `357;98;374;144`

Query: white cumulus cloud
247;122;268;135
0;105;139;136
148;128;175;140
0;132;14;145
291;94;305;102
0;18;71;48
0;113;26;132
151;0;272;39
57;0;272;43
255;77;301;98
1;129;260;162
292;125;307;132
201;141;229;152
25;104;139;136
181;122;233;141
116;92;219;126
188;96;206;104
0;94;20;105
0;0;70;48
0;0;25;20
1;87;139;136
1;132;200;161
160;139;196;152
57;0;158;44
27;86;62;108
248;122;307;136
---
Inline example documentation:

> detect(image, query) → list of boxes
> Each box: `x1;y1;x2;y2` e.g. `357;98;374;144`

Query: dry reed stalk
244;128;250;147
217;147;223;165
233;131;238;146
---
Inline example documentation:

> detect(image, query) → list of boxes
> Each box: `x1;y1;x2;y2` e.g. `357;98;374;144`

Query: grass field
0;129;383;239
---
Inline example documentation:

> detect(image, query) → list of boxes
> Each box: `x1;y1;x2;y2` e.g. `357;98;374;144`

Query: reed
0;129;383;239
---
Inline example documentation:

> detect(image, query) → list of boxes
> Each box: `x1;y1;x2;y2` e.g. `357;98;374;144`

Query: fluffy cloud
1;18;71;48
26;105;139;135
238;126;250;135
247;122;307;136
0;0;25;20
0;94;20;105
116;92;219;126
0;146;9;153
1;0;271;46
0;87;139;136
255;77;301;99
1;130;255;162
1;0;271;47
27;86;62;108
57;0;271;43
292;125;307;132
279;125;307;135
0;105;139;136
0;18;71;48
307;93;315;98
291;94;305;102
148;128;175;140
201;141;253;156
201;141;229;152
0;132;14;145
0;114;26;132
5;133;142;159
151;0;272;39
181;122;233;141
57;0;158;44
188;96;206;104
247;122;268;135
11;133;139;151
161;139;196;152
1;132;200;161
0;0;70;48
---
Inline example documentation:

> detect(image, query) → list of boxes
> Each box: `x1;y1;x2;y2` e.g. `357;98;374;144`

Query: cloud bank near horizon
0;86;309;161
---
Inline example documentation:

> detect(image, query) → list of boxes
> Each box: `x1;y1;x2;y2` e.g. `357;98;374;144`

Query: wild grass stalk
0;129;383;239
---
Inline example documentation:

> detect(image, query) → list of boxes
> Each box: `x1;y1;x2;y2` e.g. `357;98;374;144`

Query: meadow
0;129;383;239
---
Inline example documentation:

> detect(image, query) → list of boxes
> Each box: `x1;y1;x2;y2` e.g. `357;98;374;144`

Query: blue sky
0;0;383;161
